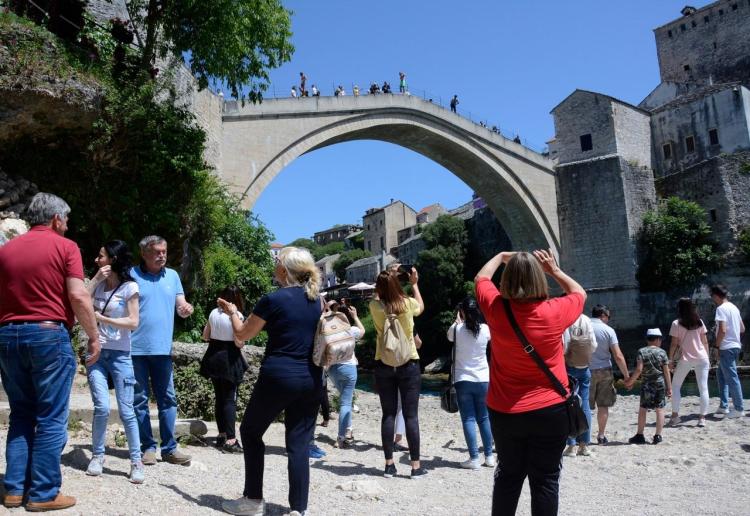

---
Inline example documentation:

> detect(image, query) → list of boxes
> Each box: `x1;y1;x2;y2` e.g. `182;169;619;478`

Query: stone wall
651;85;750;177
556;156;654;289
551;91;618;165
613;103;652;167
654;0;750;86
656;151;750;255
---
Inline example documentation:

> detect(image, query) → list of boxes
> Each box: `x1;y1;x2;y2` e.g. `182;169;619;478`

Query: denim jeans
717;348;744;411
0;323;76;502
565;366;591;445
87;349;141;462
454;381;493;460
132;355;178;455
328;363;357;439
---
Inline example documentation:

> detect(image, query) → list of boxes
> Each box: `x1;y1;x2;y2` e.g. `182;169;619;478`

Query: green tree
637;197;721;292
415;215;470;363
333;249;372;282
347;231;365;250
315;241;345;261
124;0;293;100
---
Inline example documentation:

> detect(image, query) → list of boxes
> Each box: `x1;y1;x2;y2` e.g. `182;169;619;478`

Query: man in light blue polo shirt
131;235;194;465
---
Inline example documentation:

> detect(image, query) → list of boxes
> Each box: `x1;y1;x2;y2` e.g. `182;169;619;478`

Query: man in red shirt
0;193;99;511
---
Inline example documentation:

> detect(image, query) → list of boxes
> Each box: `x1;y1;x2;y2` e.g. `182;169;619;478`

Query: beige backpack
378;301;413;367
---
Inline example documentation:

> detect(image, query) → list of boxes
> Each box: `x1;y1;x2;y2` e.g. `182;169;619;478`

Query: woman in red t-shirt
474;250;585;516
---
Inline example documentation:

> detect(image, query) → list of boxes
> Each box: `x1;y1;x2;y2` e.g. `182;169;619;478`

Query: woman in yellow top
369;267;425;479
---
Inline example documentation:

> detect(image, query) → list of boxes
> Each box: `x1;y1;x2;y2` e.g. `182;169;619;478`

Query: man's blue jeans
566;366;592;445
0;323;76;502
132;355;178;455
327;363;357;439
454;380;493;460
87;349;141;462
717;348;744;411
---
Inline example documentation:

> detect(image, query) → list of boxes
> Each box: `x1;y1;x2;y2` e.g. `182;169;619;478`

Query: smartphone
397;264;412;282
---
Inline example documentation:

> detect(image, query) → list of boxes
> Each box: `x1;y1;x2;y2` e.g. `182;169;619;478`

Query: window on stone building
719;8;724;15
380;236;384;250
367;224;370;231
662;143;673;160
704;15;710;23
691;20;697;27
710;209;717;222
683;64;691;71
709;128;719;146
367;241;371;251
668;29;673;37
685;135;695;153
680;23;686;31
732;3;738;10
713;41;718;49
579;134;593;152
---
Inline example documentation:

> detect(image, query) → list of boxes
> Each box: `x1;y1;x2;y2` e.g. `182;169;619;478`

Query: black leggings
212;378;238;440
319;382;330;421
374;360;421;461
489;402;568;516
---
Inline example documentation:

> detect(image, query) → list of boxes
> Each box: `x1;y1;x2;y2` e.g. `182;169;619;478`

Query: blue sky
239;0;697;244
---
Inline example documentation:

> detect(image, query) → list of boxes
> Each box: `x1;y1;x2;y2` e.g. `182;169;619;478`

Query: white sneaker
222;497;265;516
460;458;480;470
668;415;681;426
715;407;730;415
86;455;105;476
563;445;577;457
577;445;594;457
727;409;746;419
697;418;706;427
483;455;496;467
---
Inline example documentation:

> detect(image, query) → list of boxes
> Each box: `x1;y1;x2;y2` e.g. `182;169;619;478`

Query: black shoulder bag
440;324;460;413
501;298;588;439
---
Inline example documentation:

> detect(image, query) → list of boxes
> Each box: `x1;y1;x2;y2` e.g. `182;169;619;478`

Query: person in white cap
624;328;672;444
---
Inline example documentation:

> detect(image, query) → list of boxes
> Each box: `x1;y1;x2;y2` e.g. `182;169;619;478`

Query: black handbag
440;325;460;414
501;299;588;439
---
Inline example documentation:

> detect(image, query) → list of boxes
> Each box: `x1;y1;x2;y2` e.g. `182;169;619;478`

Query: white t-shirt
447;322;490;383
93;281;139;352
208;307;244;341
715;301;744;350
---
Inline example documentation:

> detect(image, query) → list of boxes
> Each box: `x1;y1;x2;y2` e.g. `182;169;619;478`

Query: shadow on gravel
311;460;382;477
163;483;225;510
741;444;750;453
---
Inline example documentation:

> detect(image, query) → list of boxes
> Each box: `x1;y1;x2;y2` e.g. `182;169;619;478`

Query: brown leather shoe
26;493;76;512
3;494;23;508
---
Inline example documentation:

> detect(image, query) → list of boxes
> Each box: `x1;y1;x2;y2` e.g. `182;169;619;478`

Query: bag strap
101;282;124;316
450;324;457;386
501;298;569;398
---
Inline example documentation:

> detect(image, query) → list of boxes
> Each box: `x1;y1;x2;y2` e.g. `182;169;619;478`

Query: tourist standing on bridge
399;71;408;93
0;193;99;511
475;250;586;516
711;284;745;417
450;95;459;113
311;84;319;97
291;85;298;98
299;72;306;95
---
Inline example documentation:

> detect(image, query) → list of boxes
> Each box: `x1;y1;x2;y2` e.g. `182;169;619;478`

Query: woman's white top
447;322;491;383
208;307;243;341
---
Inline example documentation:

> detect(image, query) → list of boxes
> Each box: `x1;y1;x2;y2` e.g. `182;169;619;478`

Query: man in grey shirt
589;305;630;444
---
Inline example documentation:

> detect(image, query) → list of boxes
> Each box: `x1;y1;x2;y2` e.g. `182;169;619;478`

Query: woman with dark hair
369;267;426;479
475;250;585;516
447;297;494;470
668;297;710;427
200;286;248;453
86;240;144;483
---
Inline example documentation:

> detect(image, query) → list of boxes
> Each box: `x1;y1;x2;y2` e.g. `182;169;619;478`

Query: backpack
565;315;595;368
378;301;413;367
313;307;356;367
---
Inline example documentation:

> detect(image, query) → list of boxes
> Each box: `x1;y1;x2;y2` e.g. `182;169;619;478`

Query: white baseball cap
646;328;663;337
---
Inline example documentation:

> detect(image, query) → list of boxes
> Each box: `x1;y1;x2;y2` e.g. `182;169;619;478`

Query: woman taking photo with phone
369;266;426;479
86;240;144;484
475;250;585;516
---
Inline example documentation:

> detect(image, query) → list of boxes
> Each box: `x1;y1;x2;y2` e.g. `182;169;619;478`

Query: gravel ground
1;392;749;515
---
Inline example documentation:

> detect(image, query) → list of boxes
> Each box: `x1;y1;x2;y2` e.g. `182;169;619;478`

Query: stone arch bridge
218;94;559;252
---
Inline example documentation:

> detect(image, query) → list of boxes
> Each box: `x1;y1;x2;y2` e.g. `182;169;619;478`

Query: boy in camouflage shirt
624;328;672;444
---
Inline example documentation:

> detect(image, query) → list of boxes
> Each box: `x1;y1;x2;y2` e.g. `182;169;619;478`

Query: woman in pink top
668;298;710;427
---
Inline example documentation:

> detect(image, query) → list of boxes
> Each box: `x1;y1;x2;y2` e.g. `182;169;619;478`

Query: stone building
362;200;417;255
552;0;750;341
313;224;363;246
315;253;340;288
345;253;396;284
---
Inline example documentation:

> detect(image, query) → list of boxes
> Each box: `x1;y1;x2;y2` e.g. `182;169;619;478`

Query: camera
397;263;413;282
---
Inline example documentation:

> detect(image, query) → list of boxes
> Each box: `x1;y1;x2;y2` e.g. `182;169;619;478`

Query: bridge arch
220;95;559;253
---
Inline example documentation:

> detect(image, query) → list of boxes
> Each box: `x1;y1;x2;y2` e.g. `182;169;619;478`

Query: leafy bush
333;249;372;282
637;197;720;292
172;359;255;420
738;227;750;260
